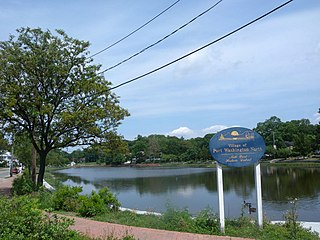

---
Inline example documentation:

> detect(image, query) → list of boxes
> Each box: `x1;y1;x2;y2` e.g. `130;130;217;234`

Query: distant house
0;151;12;167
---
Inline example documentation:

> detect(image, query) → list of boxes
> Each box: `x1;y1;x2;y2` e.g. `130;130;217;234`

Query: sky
0;0;319;140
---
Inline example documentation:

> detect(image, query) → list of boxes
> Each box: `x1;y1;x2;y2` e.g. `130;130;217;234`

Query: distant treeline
65;116;320;165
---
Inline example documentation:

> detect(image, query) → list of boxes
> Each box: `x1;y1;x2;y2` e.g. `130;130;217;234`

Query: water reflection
262;166;320;201
53;166;320;221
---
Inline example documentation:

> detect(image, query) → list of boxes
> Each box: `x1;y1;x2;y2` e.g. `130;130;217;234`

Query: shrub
78;192;106;217
51;185;82;211
12;173;35;195
282;199;319;240
0;196;79;240
33;186;54;210
78;188;121;217
194;209;220;234
98;187;121;211
162;207;194;232
50;186;121;217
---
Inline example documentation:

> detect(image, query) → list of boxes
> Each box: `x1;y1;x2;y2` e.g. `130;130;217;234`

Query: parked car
12;167;20;174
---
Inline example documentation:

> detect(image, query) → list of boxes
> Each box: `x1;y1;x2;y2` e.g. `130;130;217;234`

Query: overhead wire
109;0;293;91
99;0;223;74
88;0;182;58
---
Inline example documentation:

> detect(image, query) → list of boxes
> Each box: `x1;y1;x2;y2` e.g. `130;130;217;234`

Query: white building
0;151;12;167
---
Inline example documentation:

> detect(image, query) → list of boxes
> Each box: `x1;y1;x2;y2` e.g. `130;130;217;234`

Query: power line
99;0;223;74
88;0;182;58
109;0;293;91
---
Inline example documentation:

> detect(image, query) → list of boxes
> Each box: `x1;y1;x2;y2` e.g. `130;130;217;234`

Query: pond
52;165;320;221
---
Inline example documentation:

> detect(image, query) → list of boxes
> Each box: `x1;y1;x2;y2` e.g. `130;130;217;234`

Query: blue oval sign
209;127;266;168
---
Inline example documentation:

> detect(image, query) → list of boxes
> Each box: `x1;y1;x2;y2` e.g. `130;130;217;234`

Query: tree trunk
31;145;36;184
37;152;46;187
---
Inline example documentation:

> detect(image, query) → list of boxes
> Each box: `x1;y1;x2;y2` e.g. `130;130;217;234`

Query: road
0;168;10;179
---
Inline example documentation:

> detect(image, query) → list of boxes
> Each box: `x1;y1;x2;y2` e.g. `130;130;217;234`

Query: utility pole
9;135;14;177
31;145;36;184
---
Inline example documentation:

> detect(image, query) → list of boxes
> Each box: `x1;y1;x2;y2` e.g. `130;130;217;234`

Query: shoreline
41;180;320;235
66;158;320;169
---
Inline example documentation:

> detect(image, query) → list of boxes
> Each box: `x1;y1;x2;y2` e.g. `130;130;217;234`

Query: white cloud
202;125;228;135
314;112;320;123
169;127;194;138
169;125;236;139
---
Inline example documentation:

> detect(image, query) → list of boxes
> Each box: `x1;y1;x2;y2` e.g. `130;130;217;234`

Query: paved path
0;168;16;197
0;167;10;178
69;215;251;240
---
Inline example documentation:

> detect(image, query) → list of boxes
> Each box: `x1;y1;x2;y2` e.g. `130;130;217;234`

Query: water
52;166;320;221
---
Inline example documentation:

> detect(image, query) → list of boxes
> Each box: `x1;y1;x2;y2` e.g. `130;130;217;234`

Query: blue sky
1;0;319;140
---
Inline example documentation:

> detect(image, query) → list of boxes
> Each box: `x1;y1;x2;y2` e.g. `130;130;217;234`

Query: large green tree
0;28;129;185
0;132;9;153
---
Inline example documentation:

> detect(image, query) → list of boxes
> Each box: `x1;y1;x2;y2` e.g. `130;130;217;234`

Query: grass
91;208;320;240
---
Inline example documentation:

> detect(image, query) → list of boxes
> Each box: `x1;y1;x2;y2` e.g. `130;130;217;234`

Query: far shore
61;158;320;169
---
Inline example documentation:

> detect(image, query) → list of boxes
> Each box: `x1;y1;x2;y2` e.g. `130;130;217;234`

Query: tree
89;134;129;165
46;149;69;166
69;149;86;163
254;116;285;148
130;135;148;163
0;28;129;186
12;132;32;170
147;135;161;160
0;132;9;153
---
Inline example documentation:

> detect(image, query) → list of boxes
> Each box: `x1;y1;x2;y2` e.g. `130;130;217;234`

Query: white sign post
209;127;266;232
255;163;263;228
216;162;225;233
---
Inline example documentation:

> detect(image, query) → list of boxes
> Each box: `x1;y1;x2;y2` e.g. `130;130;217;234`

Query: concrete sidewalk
0;172;16;196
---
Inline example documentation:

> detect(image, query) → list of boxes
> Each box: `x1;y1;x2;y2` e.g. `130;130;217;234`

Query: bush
0;196;79;240
194;209;220;234
51;185;82;211
33;187;55;210
78;188;121;217
78;192;106;217
50;185;121;217
162;207;194;232
98;187;121;211
12;173;35;195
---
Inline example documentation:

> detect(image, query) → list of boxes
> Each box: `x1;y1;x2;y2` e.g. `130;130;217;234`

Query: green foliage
0;132;9;152
78;193;106;217
12;132;33;169
194;209;220;234
94;206;319;240
0;196;80;240
98;187;121;211
35;187;55;210
51;185;82;211
162;207;194;232
50;185;121;217
281;199;319;240
12;173;35;195
76;188;121;217
47;149;70;166
0;27;129;186
255;116;319;158
74;115;320;165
